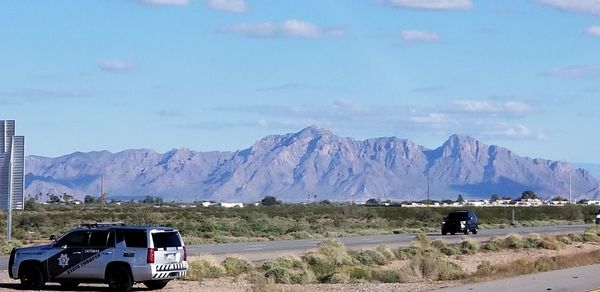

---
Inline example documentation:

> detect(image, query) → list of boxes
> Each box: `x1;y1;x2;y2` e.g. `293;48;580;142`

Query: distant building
219;202;243;208
0;120;24;210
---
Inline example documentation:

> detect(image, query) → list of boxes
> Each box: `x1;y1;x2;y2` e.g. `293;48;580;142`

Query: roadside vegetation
183;226;600;290
0;203;597;252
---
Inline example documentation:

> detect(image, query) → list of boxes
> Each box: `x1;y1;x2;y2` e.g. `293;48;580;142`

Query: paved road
0;224;590;268
437;263;600;292
186;224;589;261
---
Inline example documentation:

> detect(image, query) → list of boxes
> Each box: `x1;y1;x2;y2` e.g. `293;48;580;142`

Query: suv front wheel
19;263;45;290
106;264;133;292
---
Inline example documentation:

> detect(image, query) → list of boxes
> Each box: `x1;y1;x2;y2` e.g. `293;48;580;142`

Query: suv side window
57;231;90;247
117;230;147;248
88;230;110;247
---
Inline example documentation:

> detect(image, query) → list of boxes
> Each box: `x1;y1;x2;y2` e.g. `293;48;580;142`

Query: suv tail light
147;248;155;263
183;246;187;261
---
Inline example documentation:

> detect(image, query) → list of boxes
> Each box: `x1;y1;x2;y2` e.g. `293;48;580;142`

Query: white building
219;202;243;208
0;120;24;210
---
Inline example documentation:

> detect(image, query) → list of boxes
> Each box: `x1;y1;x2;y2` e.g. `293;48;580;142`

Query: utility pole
6;143;14;242
99;175;106;208
427;172;430;206
569;170;572;204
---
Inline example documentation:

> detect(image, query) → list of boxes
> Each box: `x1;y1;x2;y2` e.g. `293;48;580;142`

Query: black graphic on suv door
44;230;109;279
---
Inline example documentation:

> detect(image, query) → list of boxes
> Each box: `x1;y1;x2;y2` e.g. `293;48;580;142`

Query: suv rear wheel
107;265;133;292
144;280;171;290
19;263;45;290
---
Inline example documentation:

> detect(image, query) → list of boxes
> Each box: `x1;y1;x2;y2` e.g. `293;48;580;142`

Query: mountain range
25;126;600;202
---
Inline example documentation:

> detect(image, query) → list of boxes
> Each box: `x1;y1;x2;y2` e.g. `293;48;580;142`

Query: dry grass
470;248;600;282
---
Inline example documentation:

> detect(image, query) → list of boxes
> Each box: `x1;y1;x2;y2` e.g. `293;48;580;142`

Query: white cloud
138;0;189;5
384;0;472;10
401;30;441;43
586;25;600;36
206;0;246;13
485;124;547;140
98;60;135;72
452;100;532;114
543;64;600;79
223;20;345;39
409;113;447;124
537;0;600;15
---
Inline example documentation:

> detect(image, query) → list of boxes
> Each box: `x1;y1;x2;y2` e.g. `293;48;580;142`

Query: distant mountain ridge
25;126;600;202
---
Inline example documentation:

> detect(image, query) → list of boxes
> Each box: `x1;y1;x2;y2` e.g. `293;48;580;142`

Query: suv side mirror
49;235;56;241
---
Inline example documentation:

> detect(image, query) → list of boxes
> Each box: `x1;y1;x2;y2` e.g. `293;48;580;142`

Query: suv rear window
152;232;182;248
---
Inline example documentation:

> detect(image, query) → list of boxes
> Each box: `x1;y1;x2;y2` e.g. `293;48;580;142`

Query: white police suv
8;222;188;291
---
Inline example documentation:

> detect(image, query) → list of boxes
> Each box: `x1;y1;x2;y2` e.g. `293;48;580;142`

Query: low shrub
262;256;315;284
440;245;461;256
186;259;225;281
354;249;388;266
460;238;479;255
314;239;354;266
376;245;395;260
245;271;284;292
0;240;22;255
349;267;373;281
304;254;337;282
504;234;525;249
222;257;252;276
540;236;562;250
413;233;431;249
482;238;501;252
523;234;542;248
329;272;350;284
372;269;404;283
396;246;422;260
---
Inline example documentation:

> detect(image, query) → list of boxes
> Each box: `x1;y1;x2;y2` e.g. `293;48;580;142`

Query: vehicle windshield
447;212;468;220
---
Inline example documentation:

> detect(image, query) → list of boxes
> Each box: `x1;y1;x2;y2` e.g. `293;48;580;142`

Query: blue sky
1;0;600;163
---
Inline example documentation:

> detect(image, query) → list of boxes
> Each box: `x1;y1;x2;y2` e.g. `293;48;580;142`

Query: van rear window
152;232;182;248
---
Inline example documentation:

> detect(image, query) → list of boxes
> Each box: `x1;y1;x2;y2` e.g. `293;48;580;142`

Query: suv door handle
73;251;82;255
103;251;113;255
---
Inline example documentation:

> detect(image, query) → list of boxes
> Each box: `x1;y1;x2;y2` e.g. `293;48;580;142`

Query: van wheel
472;229;478;235
144;280;171;290
19;263;45;290
59;281;80;289
107;265;133;292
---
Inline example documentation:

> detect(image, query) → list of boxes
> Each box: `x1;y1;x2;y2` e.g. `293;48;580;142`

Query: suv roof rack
79;222;126;228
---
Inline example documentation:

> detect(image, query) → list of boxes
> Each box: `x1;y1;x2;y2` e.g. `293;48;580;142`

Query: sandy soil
2;243;599;291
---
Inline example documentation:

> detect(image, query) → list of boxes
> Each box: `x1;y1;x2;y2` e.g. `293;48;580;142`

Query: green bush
329;272;350;284
0;240;22;255
222;257;252;276
304;254;337;282
186;259;225;280
349;267;373;281
396;246;422;260
314;239;354;266
372;269;404;283
354;249;388;266
482;238;501;252
262;256;315;284
504;234;525;249
460;238;479;255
